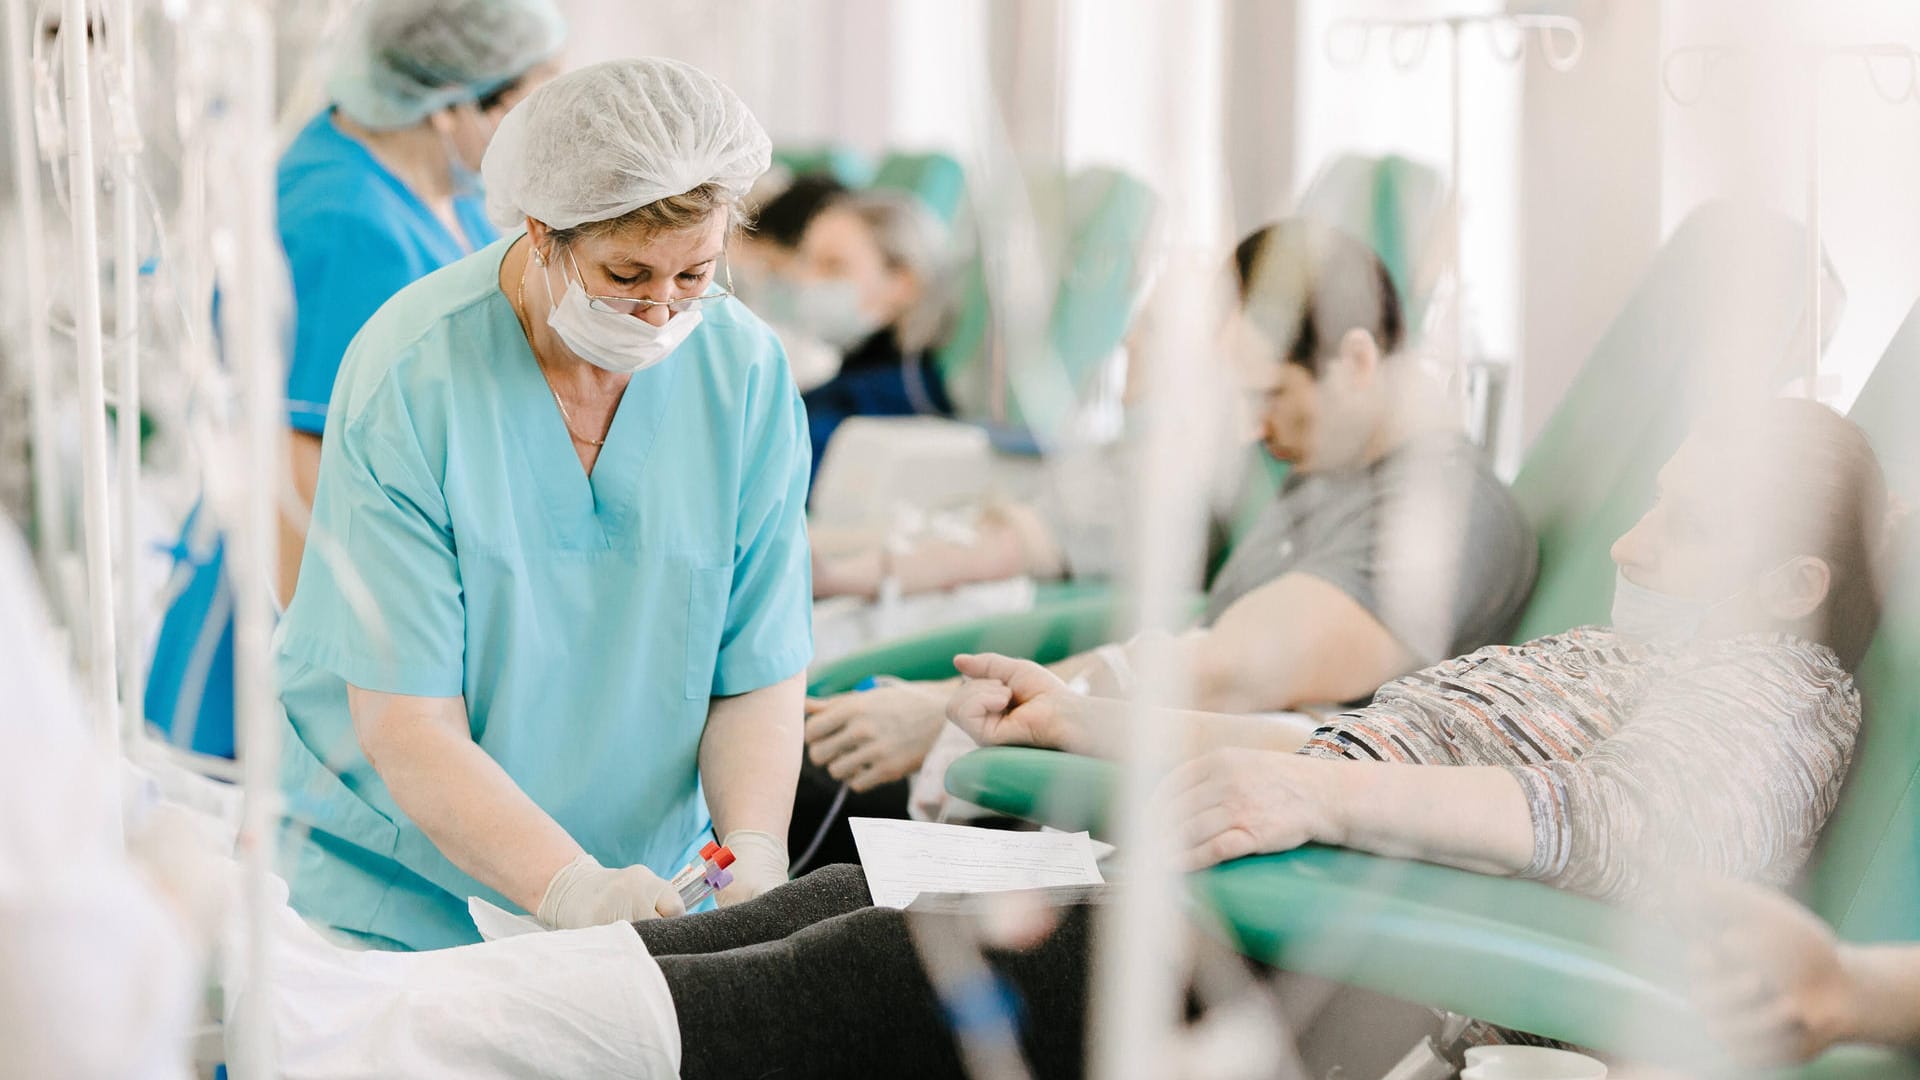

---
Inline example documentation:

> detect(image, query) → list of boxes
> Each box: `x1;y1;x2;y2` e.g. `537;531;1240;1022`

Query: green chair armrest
945;746;1920;1073
805;584;1202;696
945;748;1699;1056
943;745;1120;833
1776;1048;1920;1080
1195;849;1701;1059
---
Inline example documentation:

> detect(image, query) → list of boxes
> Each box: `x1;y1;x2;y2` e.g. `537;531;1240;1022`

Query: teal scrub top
275;235;813;951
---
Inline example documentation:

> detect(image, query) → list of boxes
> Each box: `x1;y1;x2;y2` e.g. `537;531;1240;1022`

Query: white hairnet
328;0;566;131
482;57;772;231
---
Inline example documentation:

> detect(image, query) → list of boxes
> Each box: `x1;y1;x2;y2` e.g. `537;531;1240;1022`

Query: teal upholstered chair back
1508;203;1815;642
1803;298;1920;944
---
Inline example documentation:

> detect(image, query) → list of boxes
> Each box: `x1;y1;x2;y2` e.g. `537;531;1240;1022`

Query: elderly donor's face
1611;432;1778;600
1610;428;1834;632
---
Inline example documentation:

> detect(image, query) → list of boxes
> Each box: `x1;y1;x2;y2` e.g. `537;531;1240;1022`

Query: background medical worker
144;0;564;759
276;57;811;951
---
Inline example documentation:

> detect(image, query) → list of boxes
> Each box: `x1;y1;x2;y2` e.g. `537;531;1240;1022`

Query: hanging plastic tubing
1664;42;1920;109
1325;12;1586;75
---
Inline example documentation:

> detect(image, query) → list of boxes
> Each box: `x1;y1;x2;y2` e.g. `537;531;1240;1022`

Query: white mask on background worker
787;200;926;353
756;276;880;352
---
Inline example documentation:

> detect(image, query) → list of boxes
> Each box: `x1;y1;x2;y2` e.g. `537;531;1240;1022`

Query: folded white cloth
225;876;679;1079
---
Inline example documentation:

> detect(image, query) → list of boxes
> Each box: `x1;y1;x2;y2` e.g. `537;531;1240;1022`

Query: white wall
553;0;906;154
1661;0;1920;410
1516;0;1664;448
548;0;1920;430
1060;0;1230;242
555;0;1251;245
1219;0;1301;239
1293;0;1523;387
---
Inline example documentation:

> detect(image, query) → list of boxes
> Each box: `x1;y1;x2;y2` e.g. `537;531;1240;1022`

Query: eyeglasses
571;250;735;316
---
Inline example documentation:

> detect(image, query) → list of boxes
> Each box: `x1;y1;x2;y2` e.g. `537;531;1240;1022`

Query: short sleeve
1308;443;1535;664
282;209;435;434
709;360;813;697
1201;495;1299;623
278;381;466;697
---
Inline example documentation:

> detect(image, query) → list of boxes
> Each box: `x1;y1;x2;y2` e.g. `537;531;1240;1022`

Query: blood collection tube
669;843;735;894
679;866;734;908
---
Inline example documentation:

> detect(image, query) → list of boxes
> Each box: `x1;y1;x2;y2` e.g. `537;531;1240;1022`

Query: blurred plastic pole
61;0;122;755
1448;20;1466;388
5;0;63;577
216;0;287;1072
1804;49;1822;397
969;0;1071;446
1089;2;1230;1077
110;0;143;746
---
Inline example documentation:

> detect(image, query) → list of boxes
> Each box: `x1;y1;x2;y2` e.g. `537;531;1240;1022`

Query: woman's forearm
701;673;806;838
813;529;1031;600
355;697;583;913
275;430;324;606
1068;699;1318;758
1325;763;1536;876
1838;944;1920;1049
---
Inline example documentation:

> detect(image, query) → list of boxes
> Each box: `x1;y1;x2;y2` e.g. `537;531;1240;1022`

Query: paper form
850;817;1107;909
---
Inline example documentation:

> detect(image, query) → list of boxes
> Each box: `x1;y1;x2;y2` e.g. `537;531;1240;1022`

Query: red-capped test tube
679;866;734;908
670;842;735;900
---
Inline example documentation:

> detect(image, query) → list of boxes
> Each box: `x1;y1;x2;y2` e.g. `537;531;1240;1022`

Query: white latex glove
536;854;686;928
716;830;788;906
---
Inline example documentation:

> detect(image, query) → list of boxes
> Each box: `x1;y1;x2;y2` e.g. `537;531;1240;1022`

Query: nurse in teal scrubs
276;58;810;950
144;0;563;758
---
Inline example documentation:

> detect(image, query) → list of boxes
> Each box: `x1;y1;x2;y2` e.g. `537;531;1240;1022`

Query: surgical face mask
437;105;495;201
444;135;483;200
540;251;703;375
1608;562;1797;644
1609;570;1726;643
763;278;884;352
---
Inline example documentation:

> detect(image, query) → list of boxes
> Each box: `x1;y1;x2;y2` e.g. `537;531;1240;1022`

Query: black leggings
636;866;1449;1079
636;866;1097;1080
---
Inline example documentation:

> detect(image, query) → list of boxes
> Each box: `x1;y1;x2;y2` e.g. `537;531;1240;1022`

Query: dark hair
1231;219;1405;375
1710;398;1891;671
814;189;958;353
751;174;848;249
475;77;520;114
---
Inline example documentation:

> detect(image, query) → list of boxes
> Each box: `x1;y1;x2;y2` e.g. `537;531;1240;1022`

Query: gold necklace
518;261;610;448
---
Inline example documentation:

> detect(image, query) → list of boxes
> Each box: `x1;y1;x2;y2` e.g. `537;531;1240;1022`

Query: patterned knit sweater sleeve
1505;636;1859;904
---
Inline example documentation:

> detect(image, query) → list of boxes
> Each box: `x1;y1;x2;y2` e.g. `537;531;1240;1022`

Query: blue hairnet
482;57;771;231
328;0;566;131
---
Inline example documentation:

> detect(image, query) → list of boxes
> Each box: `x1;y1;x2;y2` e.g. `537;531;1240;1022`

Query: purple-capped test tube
679;866;734;907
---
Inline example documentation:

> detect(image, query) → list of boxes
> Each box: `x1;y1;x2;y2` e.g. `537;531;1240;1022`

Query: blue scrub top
145;111;494;758
282;110;497;433
275;236;814;951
